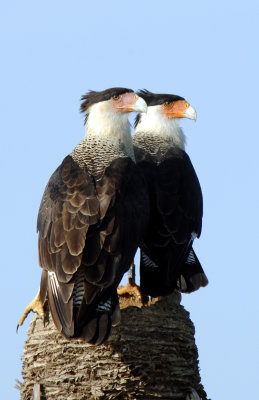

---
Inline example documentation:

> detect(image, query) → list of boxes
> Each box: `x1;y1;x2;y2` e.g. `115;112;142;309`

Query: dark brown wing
38;155;149;342
77;157;149;344
37;155;100;337
134;146;206;297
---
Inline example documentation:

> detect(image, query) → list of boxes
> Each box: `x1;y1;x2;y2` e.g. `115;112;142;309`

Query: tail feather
92;313;111;345
140;249;173;297
81;317;98;342
77;291;118;344
111;303;121;326
46;271;74;337
140;243;208;297
177;248;208;293
45;267;120;344
81;314;111;345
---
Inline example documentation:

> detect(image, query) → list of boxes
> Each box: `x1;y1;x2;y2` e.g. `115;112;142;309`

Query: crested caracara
133;90;208;297
18;88;149;344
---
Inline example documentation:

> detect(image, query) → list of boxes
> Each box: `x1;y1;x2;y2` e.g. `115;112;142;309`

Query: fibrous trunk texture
19;292;207;400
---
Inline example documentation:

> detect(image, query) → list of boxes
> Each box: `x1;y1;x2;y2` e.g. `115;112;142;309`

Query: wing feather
37;154;149;340
134;145;205;296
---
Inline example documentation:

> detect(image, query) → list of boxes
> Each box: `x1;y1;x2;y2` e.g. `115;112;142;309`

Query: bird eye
112;94;121;100
164;101;172;106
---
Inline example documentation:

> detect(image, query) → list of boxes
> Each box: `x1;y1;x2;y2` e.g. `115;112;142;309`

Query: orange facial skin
162;100;190;119
111;92;139;112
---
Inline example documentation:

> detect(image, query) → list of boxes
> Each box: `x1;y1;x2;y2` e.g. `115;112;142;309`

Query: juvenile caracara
18;88;149;344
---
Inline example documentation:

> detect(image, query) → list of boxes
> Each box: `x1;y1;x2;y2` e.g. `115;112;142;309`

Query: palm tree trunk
19;291;208;400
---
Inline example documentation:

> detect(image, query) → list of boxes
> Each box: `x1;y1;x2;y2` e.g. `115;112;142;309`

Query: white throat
85;101;134;158
135;105;186;150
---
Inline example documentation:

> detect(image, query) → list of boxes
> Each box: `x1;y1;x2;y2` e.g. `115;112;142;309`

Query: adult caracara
18;88;149;344
133;90;208;297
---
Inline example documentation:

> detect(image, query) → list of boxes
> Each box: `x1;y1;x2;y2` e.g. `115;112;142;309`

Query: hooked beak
132;95;147;113
184;105;197;121
163;100;197;121
114;92;147;113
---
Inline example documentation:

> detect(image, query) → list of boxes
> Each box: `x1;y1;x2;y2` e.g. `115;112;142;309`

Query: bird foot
117;283;149;305
16;288;45;332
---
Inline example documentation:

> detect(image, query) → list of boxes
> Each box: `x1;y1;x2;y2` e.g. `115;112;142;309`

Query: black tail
46;267;121;344
75;289;121;345
140;249;175;297
140;245;208;297
177;248;208;293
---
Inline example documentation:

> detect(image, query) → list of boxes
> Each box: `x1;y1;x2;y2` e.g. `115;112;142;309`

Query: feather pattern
38;147;149;341
134;132;207;297
36;88;149;343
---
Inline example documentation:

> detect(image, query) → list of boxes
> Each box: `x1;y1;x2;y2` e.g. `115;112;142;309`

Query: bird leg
17;288;45;332
117;261;149;305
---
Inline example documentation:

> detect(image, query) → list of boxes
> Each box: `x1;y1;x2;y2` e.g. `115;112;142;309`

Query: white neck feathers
135;105;186;150
84;101;134;158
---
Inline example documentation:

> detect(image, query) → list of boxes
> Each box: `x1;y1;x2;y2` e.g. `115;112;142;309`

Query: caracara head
80;87;147;125
135;89;196;122
134;90;196;149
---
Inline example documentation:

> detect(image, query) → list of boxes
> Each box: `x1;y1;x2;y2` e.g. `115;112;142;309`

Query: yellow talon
118;261;149;305
118;282;141;298
17;288;45;332
117;282;149;305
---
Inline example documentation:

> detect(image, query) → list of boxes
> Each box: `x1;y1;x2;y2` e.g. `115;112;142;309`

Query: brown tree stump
19;292;207;400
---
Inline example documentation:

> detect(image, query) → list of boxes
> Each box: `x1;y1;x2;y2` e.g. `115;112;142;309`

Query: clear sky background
1;1;258;399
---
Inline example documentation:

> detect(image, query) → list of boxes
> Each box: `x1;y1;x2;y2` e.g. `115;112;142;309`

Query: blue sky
1;1;259;399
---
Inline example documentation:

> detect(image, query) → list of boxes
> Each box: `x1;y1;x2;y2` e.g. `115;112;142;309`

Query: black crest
80;87;133;116
137;89;185;106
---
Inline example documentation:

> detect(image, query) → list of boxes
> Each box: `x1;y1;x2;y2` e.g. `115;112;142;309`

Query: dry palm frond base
19;291;208;400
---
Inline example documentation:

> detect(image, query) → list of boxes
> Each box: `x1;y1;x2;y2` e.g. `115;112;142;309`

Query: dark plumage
36;88;149;343
133;90;208;297
136;89;185;107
